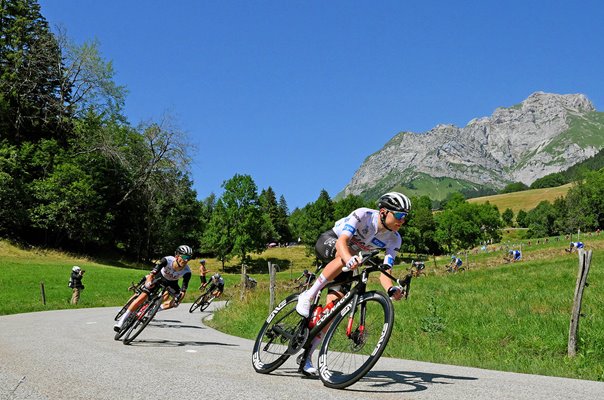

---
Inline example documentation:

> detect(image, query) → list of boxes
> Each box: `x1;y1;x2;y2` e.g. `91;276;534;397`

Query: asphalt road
1;303;602;400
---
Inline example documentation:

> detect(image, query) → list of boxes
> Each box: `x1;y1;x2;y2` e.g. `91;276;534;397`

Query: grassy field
1;238;603;381
467;183;572;213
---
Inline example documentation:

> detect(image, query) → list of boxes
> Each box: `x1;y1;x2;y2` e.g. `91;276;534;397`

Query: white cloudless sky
39;0;604;209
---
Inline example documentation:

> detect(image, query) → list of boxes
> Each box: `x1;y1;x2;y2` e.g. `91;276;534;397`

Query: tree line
2;0;603;266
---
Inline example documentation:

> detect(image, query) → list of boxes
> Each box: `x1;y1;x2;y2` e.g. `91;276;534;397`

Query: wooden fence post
268;262;276;311
40;282;46;305
240;264;246;301
568;249;592;357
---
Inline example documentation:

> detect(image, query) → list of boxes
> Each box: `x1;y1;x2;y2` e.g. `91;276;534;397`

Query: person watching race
206;273;225;298
295;192;409;376
113;245;193;332
198;259;208;290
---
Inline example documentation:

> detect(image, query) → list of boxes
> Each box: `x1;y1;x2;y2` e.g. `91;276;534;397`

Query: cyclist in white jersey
295;192;410;375
114;245;193;332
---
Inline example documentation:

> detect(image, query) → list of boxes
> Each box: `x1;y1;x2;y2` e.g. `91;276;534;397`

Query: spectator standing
199;259;208;290
70;266;85;305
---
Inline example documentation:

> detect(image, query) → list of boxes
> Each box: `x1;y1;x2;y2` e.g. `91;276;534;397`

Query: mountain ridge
341;92;604;200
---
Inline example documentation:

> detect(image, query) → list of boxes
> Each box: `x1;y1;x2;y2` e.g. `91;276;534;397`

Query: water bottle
310;304;323;328
322;301;335;315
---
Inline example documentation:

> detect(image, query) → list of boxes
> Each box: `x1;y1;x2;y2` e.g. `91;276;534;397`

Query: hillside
467;183;572;213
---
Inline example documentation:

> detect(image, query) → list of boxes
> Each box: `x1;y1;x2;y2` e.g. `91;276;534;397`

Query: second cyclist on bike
113;245;193;332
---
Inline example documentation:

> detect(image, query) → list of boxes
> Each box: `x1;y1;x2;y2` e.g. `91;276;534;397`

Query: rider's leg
114;292;148;331
159;291;172;311
302;291;341;375
296;258;344;317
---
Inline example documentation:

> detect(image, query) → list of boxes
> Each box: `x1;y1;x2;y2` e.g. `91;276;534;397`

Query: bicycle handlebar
341;250;380;272
340;250;416;299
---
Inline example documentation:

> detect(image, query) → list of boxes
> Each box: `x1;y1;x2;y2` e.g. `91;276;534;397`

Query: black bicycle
251;250;414;389
114;279;178;344
189;286;217;313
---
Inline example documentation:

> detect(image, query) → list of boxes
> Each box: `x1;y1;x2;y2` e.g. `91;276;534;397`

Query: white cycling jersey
332;208;401;266
159;256;192;281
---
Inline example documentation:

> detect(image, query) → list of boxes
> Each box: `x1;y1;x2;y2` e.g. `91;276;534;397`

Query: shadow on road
262;367;477;393
149;319;205;330
347;369;478;393
128;339;240;348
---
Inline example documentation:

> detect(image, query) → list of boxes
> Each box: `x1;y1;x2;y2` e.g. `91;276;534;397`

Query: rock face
342;92;603;197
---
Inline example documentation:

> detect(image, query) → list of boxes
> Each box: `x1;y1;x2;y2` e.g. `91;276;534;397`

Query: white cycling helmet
72;266;81;272
377;192;411;213
175;245;193;257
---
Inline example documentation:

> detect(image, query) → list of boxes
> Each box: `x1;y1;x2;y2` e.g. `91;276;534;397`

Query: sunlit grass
467;183;572;214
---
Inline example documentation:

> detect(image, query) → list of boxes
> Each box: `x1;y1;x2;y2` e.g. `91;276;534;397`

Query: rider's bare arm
335;234;356;268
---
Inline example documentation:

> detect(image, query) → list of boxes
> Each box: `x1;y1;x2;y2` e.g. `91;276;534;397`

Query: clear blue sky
39;1;604;210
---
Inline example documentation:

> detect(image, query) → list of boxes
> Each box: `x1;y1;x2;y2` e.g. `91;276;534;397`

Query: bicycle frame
299;251;408;352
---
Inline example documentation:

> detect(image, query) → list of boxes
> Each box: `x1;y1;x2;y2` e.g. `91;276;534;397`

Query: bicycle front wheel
189;293;205;313
123;297;162;345
318;291;394;389
252;294;306;374
114;293;139;321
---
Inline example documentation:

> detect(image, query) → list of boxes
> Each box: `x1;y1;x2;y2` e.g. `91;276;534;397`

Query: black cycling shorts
314;229;354;294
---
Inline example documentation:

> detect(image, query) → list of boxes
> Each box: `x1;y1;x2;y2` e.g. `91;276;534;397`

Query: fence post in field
240;264;247;301
40;282;46;305
268;262;276;311
568;249;592;357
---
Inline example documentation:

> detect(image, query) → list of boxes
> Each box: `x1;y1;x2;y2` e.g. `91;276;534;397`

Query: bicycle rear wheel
252;294;306;374
123;297;162;345
199;294;216;311
318;291;394;389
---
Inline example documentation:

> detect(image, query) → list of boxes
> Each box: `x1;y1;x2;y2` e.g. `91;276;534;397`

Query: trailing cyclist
294;269;316;291
448;255;463;272
113;245;193;332
567;241;585;253
206;273;225;298
295;192;409;375
509;249;522;262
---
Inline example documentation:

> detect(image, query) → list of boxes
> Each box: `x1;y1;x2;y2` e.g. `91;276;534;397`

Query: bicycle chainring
286;323;309;355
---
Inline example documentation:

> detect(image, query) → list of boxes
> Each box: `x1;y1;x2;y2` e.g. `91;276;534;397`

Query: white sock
117;310;131;326
306;274;328;298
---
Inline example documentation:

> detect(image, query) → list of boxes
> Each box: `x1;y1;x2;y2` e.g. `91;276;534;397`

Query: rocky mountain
341;92;604;200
